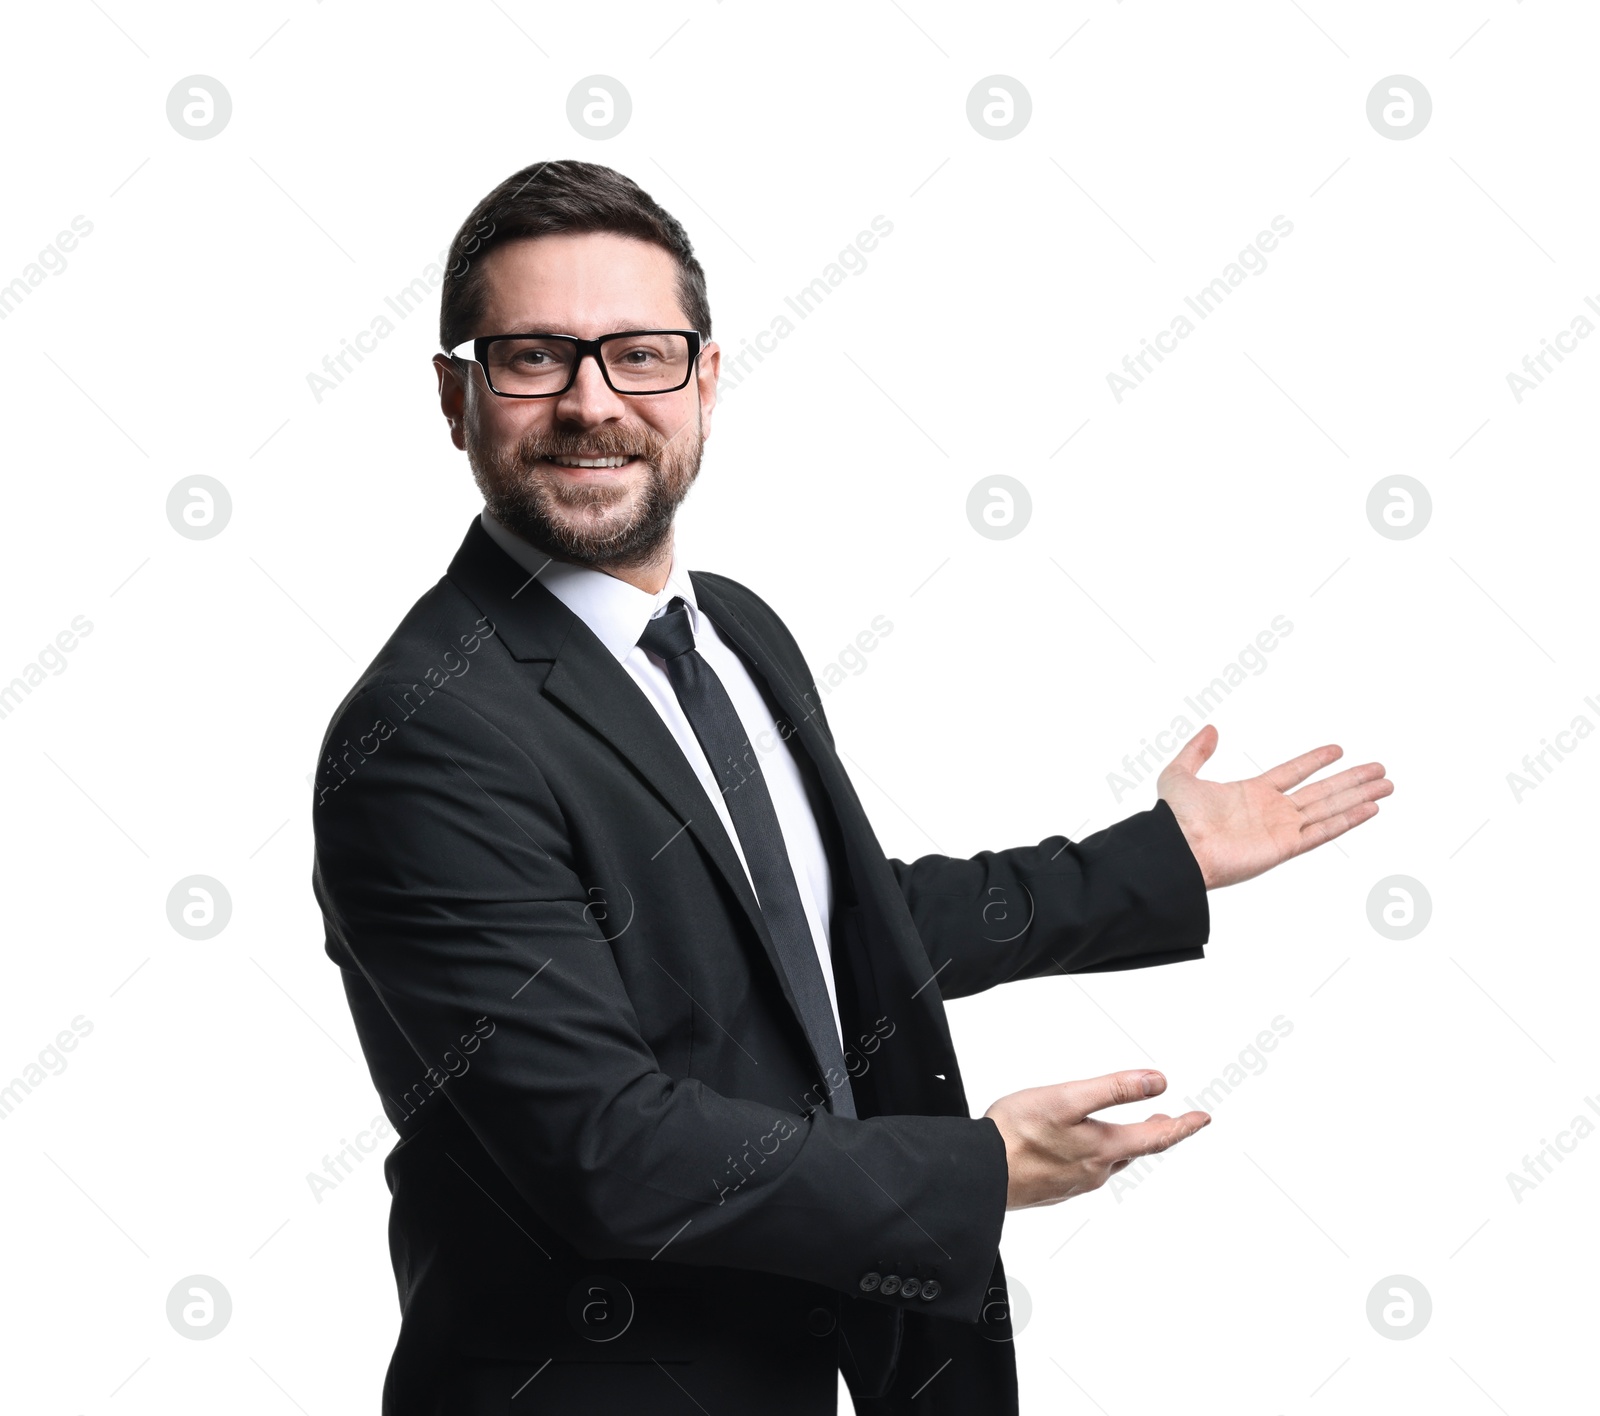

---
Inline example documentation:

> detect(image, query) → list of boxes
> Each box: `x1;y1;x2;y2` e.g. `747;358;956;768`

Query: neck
554;528;675;594
600;541;673;594
485;504;677;594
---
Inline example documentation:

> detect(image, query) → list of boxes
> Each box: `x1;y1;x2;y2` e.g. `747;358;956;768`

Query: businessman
310;160;1391;1415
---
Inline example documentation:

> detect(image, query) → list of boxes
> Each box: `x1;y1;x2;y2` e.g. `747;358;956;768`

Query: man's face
434;232;720;571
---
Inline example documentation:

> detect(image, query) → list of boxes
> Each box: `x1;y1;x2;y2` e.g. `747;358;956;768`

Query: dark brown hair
438;160;711;352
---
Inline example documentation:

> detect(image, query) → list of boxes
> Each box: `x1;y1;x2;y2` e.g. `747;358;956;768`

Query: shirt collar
478;506;702;664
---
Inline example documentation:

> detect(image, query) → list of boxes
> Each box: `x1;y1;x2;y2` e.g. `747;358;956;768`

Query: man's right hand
983;1071;1210;1210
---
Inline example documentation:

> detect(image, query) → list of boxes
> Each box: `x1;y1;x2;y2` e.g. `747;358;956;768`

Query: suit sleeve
312;684;1008;1323
888;800;1210;1000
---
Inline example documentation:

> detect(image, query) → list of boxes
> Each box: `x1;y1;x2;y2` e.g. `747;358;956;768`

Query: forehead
474;232;688;335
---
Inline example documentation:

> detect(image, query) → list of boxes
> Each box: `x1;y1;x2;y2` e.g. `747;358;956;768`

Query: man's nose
552;350;627;424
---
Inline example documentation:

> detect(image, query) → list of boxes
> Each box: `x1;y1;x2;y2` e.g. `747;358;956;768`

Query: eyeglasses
447;330;703;398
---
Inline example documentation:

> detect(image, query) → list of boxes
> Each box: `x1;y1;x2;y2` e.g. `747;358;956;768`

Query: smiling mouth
543;455;638;469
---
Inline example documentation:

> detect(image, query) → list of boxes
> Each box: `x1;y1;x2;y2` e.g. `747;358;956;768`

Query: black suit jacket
310;516;1209;1414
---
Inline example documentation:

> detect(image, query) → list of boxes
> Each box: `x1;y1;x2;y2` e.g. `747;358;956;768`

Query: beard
466;408;703;572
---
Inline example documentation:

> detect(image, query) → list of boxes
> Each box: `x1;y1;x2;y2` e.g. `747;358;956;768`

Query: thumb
1160;724;1218;786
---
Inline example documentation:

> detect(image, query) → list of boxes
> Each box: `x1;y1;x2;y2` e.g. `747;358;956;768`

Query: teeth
548;455;631;468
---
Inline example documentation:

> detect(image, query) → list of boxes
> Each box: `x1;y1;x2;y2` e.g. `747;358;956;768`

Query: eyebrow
490;321;680;335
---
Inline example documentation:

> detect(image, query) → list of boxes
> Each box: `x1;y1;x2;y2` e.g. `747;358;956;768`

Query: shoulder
315;574;505;751
691;570;786;631
690;571;834;739
690;571;806;665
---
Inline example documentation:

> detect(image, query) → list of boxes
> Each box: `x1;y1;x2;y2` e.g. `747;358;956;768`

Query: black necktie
639;597;856;1119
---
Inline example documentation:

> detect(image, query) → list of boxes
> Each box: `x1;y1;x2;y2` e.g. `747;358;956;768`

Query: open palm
1156;725;1392;889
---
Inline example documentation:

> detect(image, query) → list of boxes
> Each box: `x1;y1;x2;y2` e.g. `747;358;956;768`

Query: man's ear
433;354;469;452
697;341;720;440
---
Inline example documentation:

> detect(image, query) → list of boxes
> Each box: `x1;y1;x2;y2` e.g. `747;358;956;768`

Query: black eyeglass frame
447;329;704;399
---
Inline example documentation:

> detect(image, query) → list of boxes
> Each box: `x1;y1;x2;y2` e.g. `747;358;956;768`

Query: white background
2;2;1595;1412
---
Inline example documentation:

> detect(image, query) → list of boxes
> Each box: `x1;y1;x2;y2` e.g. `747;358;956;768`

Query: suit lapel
540;646;771;937
689;575;869;878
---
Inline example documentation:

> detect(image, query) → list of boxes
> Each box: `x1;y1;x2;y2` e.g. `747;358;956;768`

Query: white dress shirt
479;508;843;1045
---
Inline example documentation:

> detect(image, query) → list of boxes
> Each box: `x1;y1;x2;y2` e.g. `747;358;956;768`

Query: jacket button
900;1277;921;1298
919;1279;941;1301
806;1306;837;1336
858;1272;881;1292
879;1275;901;1295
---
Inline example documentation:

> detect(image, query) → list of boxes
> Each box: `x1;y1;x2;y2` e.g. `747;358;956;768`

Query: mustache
515;427;663;464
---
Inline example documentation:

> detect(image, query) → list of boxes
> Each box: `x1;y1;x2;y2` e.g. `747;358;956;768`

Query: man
310;160;1391;1414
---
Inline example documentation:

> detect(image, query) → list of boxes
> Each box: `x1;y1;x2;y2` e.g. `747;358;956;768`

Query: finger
1287;761;1387;809
1104;1110;1211;1163
1162;724;1218;782
1296;777;1393;828
1294;801;1381;855
1260;744;1344;793
1054;1070;1169;1124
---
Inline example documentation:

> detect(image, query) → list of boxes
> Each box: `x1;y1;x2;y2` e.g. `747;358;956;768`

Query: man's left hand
1157;725;1392;890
